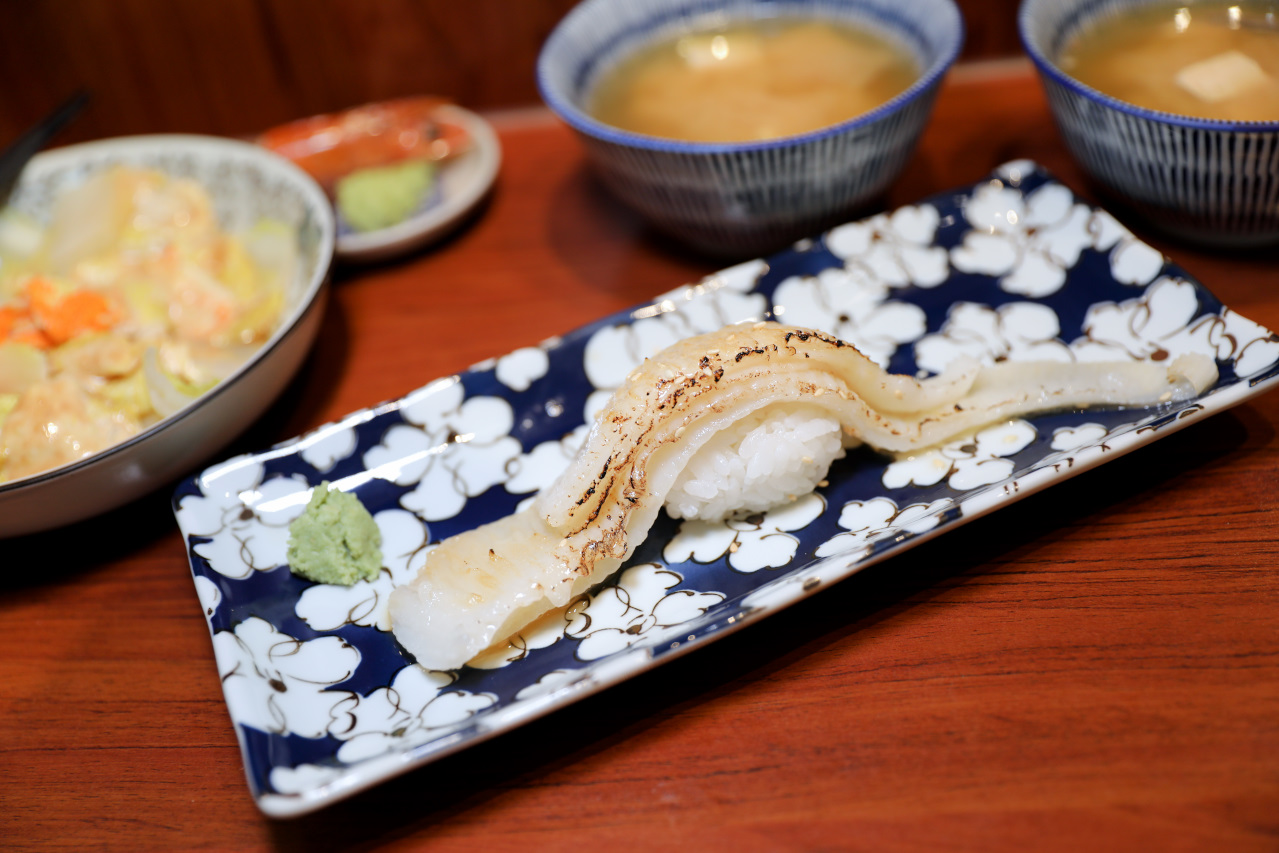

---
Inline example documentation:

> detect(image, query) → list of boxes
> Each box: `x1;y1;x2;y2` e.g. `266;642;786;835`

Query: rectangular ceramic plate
175;161;1279;817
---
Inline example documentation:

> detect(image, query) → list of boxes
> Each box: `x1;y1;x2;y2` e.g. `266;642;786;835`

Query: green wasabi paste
287;482;382;585
336;159;434;232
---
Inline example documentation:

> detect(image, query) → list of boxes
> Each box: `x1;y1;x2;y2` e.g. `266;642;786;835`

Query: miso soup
586;18;920;143
1058;2;1279;122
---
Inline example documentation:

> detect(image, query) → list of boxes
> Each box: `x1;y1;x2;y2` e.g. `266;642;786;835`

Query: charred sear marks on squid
387;320;1218;671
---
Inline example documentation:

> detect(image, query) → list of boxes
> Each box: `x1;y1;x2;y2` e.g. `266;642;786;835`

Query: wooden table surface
4;59;1277;852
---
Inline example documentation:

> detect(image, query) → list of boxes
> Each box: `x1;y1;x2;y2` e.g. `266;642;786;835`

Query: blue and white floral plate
175;161;1279;817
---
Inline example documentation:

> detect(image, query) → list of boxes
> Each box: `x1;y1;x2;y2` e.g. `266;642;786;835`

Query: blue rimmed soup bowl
537;0;964;258
1019;0;1279;247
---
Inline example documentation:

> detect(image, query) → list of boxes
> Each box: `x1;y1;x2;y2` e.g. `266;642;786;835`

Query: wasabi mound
287;482;382;585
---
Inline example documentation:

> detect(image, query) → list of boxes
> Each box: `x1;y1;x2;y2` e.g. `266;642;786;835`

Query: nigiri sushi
389;322;1217;670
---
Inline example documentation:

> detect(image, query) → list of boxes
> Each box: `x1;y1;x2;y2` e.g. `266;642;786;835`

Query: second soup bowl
1020;0;1279;247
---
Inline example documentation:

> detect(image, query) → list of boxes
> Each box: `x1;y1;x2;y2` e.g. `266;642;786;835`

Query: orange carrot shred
24;276;122;346
0;306;20;341
11;328;54;349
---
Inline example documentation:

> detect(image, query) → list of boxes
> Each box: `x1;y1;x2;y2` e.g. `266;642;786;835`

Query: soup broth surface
586;18;920;143
1058;2;1279;121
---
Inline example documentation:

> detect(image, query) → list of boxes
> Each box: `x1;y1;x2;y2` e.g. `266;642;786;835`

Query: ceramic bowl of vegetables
0;134;335;537
1019;0;1279;246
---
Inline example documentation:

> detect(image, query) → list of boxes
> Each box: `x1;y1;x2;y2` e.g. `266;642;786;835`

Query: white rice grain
665;405;844;521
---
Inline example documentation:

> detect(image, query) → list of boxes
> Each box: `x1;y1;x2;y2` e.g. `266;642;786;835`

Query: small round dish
0;134;335;538
334;105;501;263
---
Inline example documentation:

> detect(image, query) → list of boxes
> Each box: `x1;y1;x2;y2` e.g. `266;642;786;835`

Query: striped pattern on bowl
538;0;964;257
1019;0;1279;247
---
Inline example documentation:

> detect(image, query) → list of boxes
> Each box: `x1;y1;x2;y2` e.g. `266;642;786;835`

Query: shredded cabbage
0;166;298;482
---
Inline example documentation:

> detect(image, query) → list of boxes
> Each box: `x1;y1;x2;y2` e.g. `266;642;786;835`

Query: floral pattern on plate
175;162;1279;817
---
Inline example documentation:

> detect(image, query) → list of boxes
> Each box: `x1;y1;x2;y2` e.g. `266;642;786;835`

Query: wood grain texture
1;60;1277;852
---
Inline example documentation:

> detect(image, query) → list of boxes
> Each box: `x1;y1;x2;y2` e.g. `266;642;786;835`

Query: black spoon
0;90;90;204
